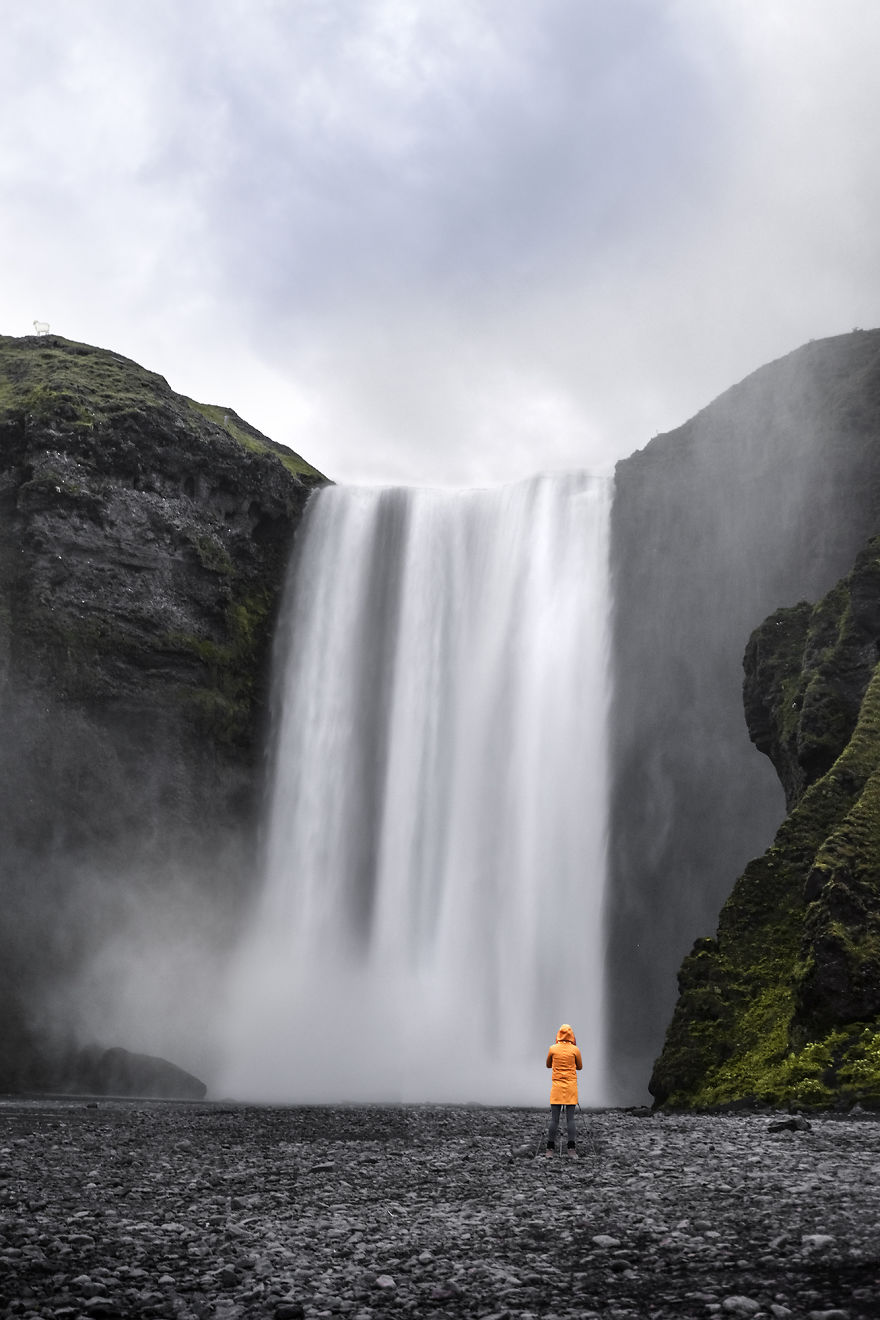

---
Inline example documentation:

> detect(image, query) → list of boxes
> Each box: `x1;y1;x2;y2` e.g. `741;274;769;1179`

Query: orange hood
556;1023;576;1045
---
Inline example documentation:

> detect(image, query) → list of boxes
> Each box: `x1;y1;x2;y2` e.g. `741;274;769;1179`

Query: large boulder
73;1046;208;1100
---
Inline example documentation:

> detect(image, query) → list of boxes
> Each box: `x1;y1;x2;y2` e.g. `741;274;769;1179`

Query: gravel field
1;1100;879;1319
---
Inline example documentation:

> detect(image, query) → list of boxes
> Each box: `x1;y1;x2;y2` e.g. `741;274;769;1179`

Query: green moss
653;545;880;1110
187;399;326;482
19;384;63;420
0;334;326;485
676;984;795;1108
167;587;274;749
187;533;234;576
0;337;168;422
0;340;159;428
837;1024;880;1093
185;686;252;749
665;1012;880;1111
749;601;813;751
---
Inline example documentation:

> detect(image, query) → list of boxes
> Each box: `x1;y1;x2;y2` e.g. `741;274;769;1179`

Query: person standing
545;1023;582;1156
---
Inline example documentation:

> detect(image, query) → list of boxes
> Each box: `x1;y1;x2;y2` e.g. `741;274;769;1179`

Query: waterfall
219;474;611;1105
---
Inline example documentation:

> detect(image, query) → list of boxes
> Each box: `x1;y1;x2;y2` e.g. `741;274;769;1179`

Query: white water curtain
220;474;611;1104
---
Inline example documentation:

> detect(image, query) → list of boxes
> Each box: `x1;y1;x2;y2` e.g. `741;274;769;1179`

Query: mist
0;674;255;1094
38;861;239;1086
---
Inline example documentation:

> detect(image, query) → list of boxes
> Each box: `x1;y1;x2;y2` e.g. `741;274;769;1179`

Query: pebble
0;1102;878;1318
802;1233;836;1252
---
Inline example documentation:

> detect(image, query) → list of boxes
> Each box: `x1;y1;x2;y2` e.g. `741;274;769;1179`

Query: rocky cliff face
650;536;880;1107
609;328;880;1101
0;334;325;1090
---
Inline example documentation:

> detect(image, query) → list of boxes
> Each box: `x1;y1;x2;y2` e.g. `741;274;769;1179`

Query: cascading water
219;474;611;1104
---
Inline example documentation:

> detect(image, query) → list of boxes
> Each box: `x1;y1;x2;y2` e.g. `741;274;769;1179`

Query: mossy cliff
610;328;880;1102
0;334;326;1089
650;536;880;1108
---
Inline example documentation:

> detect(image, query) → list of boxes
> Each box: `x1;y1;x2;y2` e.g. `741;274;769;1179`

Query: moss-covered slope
651;537;880;1108
609;328;880;1103
0;334;326;1089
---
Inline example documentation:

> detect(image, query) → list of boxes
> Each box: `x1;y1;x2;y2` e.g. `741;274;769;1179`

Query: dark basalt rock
0;334;327;1090
651;535;880;1109
743;543;880;813
2;1104;879;1319
610;327;880;1102
71;1045;207;1099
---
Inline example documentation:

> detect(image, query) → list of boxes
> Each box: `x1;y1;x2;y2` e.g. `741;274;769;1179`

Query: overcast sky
2;0;879;486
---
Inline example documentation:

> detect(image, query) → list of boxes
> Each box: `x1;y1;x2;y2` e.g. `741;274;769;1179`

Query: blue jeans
547;1103;577;1149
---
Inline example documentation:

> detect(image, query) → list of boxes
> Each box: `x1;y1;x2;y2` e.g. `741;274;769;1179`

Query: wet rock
768;1115;812;1133
0;1103;878;1318
801;1233;836;1252
73;1046;207;1099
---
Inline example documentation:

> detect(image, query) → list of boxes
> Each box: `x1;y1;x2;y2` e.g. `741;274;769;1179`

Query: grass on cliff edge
0;334;326;483
186;399;324;482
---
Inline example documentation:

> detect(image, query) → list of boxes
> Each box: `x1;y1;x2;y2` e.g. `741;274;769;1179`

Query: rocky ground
1;1101;878;1319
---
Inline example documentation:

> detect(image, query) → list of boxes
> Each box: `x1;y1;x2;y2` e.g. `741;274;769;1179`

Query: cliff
609;328;880;1101
650;536;880;1107
0;334;325;1090
8;327;880;1102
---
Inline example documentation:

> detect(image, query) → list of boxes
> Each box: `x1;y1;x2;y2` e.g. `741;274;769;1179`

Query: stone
768;1116;812;1133
76;1046;207;1100
83;1300;122;1318
1;1092;878;1317
801;1234;836;1253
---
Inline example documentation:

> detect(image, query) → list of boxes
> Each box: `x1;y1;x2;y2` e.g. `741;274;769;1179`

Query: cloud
1;1;879;483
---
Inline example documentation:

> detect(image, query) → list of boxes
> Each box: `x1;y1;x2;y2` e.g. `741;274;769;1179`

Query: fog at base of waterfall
219;475;611;1105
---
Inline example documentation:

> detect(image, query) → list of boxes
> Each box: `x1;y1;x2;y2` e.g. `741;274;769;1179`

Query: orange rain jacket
546;1024;583;1104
